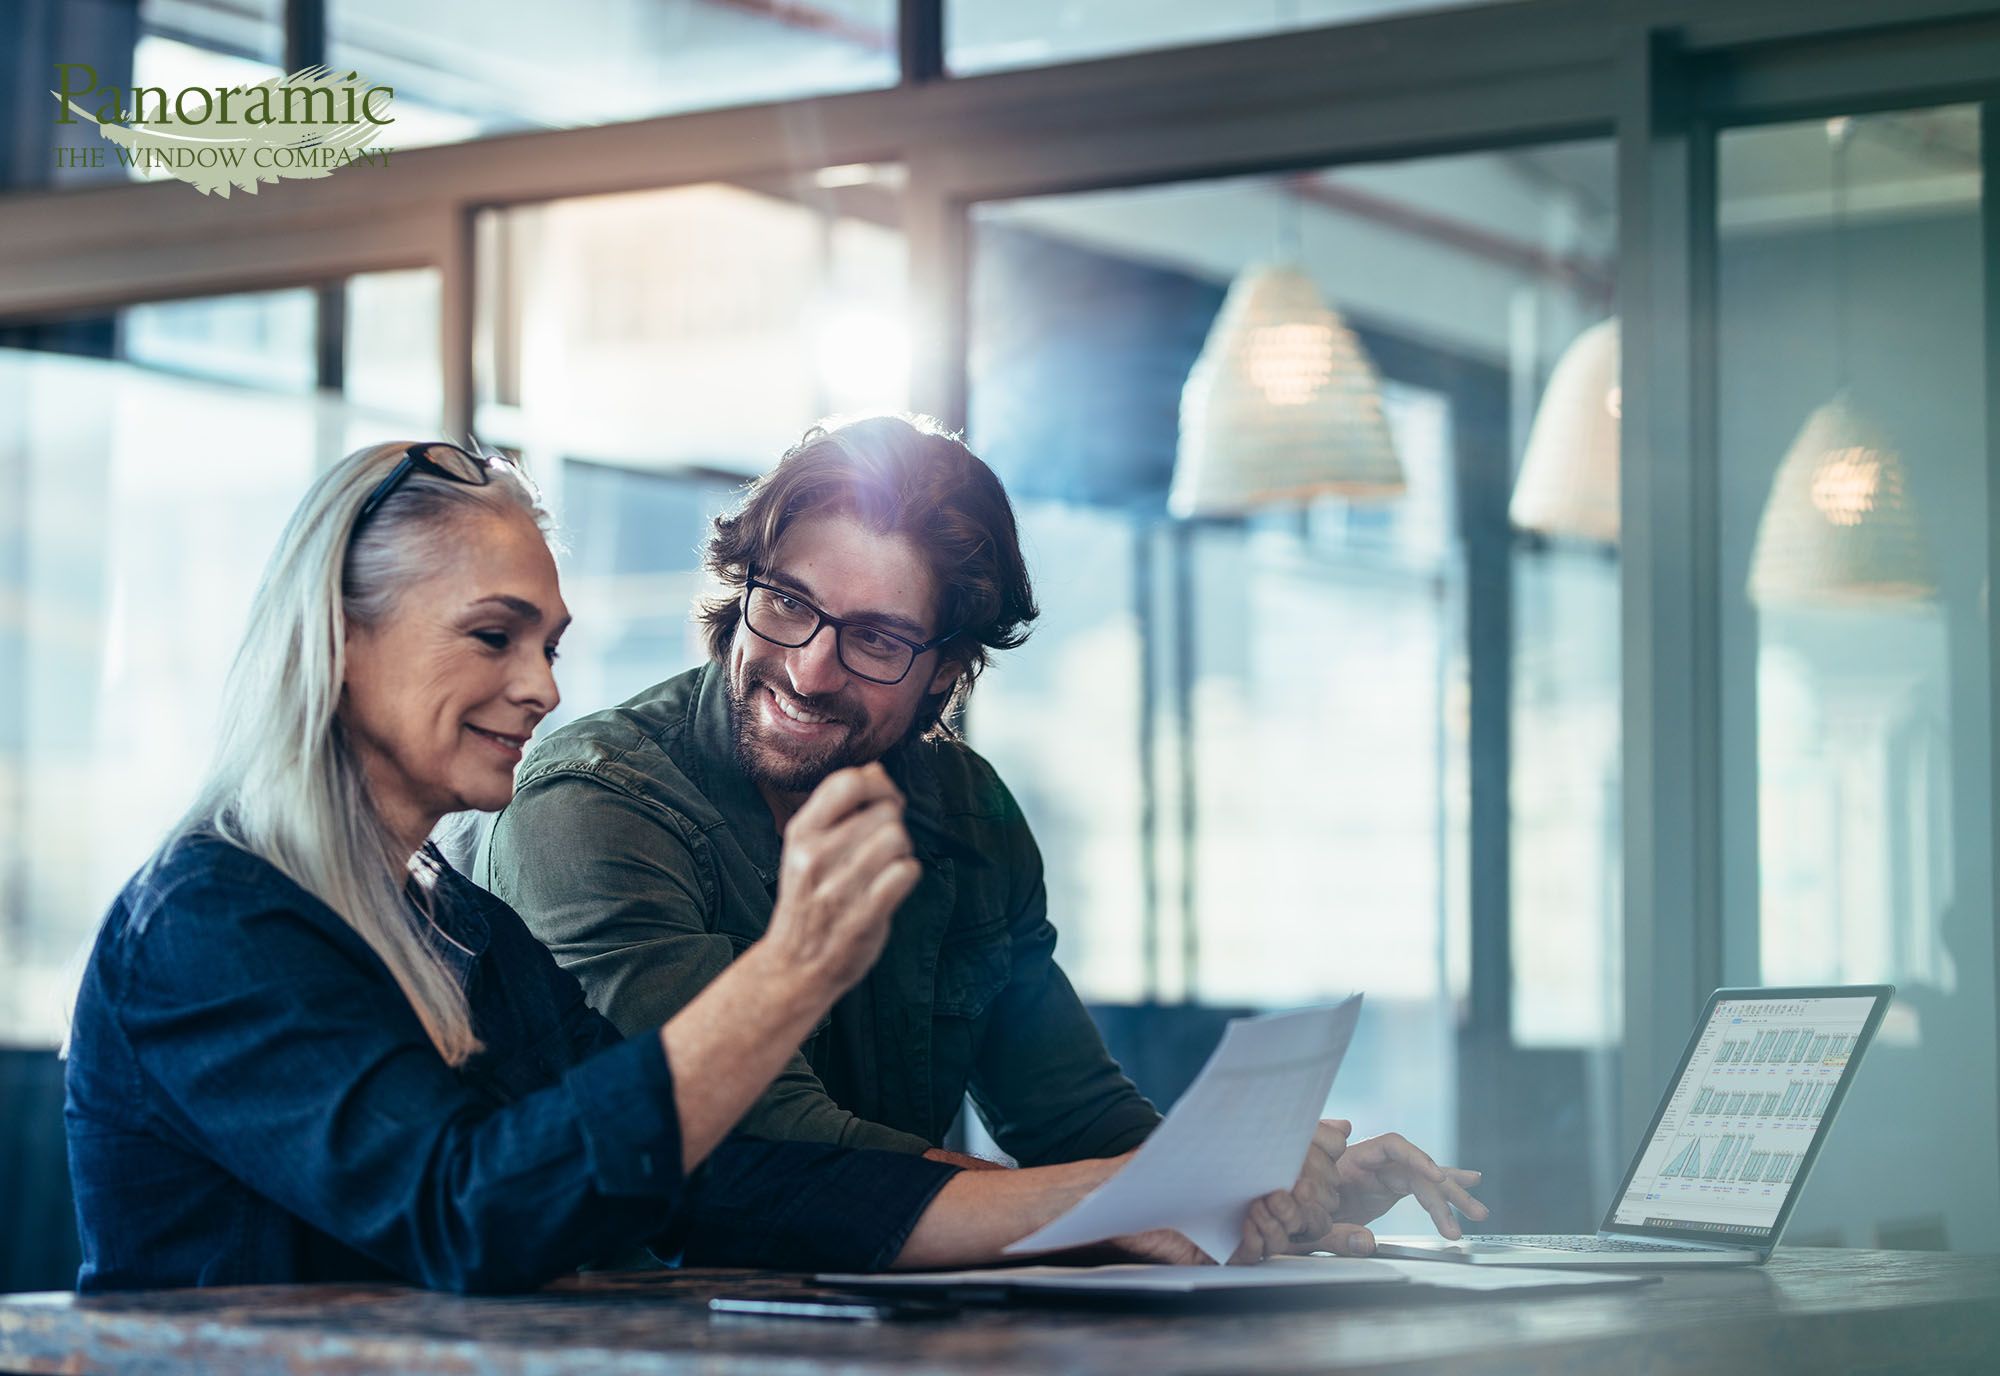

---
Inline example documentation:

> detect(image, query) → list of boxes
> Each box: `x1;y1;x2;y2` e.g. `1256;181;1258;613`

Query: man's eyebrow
763;570;929;640
467;594;572;634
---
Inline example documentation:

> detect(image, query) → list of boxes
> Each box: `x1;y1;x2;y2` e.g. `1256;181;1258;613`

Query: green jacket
479;662;1160;1164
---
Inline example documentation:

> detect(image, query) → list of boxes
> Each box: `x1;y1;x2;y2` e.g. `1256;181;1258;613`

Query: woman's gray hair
159;442;547;1065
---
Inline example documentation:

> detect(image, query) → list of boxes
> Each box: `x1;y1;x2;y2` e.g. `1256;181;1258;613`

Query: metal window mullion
438;207;477;441
1618;28;1725;1148
286;0;349;398
1983;99;2000;1205
899;0;944;84
283;0;325;71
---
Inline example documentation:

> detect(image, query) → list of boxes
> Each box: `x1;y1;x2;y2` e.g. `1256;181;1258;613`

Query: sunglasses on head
352;442;497;534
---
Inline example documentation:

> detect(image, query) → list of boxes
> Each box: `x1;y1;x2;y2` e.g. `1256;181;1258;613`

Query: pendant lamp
1747;394;1934;605
1169;263;1403;518
1748;119;1935;608
1510;317;1621;543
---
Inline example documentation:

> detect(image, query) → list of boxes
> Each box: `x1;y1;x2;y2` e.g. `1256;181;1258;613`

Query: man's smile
759;683;849;739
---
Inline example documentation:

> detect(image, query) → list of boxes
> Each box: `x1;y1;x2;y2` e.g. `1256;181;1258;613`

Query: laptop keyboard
1472;1235;1704;1253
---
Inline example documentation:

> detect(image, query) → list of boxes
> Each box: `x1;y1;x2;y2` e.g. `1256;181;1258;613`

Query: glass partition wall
1713;105;1994;1248
966;143;1620;1231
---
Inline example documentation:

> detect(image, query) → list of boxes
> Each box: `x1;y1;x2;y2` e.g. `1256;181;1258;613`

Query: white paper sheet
817;1256;1646;1301
1293;1256;1654;1291
1004;996;1363;1263
817;1260;1407;1294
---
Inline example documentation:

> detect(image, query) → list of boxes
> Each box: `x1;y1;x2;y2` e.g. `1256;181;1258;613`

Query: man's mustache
744;672;863;730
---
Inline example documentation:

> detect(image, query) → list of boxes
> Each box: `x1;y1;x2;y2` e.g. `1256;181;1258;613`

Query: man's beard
726;666;877;795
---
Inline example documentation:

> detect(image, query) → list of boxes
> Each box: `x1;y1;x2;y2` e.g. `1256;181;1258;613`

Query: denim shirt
480;662;1161;1166
64;835;956;1294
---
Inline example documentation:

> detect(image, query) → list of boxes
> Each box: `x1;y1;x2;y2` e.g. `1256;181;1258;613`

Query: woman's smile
465;721;531;763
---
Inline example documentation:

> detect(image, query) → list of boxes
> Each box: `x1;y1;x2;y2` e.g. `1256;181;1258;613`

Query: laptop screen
1608;990;1887;1241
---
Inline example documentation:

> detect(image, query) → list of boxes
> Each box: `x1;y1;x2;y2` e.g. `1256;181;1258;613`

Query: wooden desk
2;1250;1996;1375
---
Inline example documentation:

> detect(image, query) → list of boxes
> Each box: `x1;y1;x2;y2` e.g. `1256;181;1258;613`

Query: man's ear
927;659;962;697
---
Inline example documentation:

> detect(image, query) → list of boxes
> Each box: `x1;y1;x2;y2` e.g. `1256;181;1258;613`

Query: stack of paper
818;1259;1651;1299
819;1261;1407;1296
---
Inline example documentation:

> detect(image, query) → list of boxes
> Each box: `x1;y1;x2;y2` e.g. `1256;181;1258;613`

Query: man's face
726;511;958;798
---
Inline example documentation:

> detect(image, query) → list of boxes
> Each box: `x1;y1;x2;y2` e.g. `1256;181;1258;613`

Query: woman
67;442;1408;1294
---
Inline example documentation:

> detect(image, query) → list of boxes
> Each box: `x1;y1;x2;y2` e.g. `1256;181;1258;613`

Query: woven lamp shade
1747;394;1935;607
1510;317;1621;543
1169;264;1404;518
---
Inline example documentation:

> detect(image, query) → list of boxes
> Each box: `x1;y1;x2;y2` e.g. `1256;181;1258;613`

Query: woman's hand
662;764;919;1175
762;763;921;997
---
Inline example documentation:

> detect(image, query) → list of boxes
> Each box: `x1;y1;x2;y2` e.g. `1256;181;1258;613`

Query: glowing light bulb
1808;446;1884;527
1244;322;1334;406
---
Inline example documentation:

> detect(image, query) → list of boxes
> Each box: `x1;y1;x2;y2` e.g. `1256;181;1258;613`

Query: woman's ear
338;614;367;700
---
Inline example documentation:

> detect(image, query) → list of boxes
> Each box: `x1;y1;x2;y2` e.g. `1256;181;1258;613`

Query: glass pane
332;0;896;150
473;171;908;726
0;321;314;1044
142;0;284;66
966;506;1149;1003
0;272;440;1045
15;1;281;190
344;269;444;429
949;0;1496;75
1509;545;1621;1047
1717;105;1994;1248
124;288;317;391
969;138;1617;1231
128;7;287;182
538;462;743;736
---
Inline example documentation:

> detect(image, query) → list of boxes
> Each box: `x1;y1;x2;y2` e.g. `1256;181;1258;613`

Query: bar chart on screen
1612;994;1882;1231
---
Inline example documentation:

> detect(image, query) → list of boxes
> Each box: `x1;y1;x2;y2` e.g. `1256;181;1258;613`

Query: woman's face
340;508;569;846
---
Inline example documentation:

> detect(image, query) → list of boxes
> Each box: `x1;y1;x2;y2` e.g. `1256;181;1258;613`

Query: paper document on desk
1006;995;1362;1264
1315;1257;1656;1292
819;1259;1406;1295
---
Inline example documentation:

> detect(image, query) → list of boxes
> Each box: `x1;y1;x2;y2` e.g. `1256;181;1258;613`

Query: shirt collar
412;844;493;984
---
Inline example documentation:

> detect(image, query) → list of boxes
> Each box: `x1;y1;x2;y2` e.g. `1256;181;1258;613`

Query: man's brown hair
697;414;1038;736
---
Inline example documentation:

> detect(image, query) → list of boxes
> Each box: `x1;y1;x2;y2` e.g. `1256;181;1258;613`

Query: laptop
1373;984;1894;1267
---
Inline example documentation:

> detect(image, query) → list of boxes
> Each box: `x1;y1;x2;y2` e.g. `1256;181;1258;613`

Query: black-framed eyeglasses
741;576;954;686
353;442;495;534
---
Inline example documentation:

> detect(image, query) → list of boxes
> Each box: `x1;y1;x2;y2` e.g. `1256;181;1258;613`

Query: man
481;416;1483;1246
483;414;1157;1168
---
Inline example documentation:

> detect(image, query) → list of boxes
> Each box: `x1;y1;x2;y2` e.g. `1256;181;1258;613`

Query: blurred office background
2;0;1996;1289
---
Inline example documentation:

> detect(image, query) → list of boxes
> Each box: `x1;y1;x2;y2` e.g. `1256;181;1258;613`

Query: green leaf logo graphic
53;65;388;198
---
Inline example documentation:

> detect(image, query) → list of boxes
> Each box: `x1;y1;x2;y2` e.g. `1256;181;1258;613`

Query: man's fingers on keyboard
1443;1178;1489;1220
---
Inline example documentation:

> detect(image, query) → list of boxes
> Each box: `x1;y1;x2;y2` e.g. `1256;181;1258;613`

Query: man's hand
1313;1130;1487;1253
1220;1119;1353;1262
761;763;921;997
1237;1123;1486;1260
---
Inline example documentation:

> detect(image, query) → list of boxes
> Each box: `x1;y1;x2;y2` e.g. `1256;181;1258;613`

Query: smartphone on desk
708;1294;960;1323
